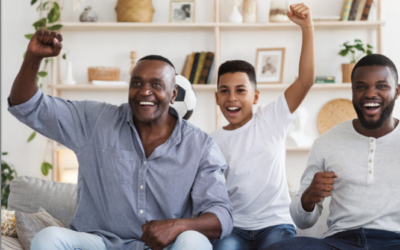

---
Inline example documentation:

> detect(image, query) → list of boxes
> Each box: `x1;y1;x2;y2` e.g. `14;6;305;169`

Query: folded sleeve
191;137;233;239
290;141;325;229
8;89;105;152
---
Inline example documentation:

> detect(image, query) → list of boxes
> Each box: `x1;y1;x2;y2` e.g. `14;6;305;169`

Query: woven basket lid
317;98;357;135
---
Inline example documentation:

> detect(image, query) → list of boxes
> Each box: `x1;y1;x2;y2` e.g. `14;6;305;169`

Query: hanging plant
1;153;17;208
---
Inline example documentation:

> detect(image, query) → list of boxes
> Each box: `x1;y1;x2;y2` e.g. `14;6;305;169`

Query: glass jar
269;0;289;23
243;0;258;23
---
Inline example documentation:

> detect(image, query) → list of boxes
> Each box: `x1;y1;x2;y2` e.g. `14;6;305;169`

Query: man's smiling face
129;60;177;124
352;65;399;130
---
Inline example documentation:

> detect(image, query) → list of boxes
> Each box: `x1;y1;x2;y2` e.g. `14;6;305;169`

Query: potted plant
1;153;17;209
339;39;373;83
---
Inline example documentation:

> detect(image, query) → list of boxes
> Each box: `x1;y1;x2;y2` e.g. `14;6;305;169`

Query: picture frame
255;48;285;84
170;0;196;23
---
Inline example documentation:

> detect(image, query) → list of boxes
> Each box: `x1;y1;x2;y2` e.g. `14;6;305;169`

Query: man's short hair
352;54;398;85
138;55;176;70
218;60;257;89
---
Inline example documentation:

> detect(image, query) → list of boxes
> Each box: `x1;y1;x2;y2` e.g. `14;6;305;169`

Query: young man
266;54;400;250
8;30;233;250
211;3;315;250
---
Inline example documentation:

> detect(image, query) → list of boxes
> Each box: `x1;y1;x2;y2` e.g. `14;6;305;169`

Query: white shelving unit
48;0;383;182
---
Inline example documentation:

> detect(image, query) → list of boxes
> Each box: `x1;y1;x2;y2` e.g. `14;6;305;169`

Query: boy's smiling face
216;72;260;130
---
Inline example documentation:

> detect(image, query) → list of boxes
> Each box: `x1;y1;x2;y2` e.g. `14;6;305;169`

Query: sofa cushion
15;207;64;250
8;176;77;227
1;235;23;250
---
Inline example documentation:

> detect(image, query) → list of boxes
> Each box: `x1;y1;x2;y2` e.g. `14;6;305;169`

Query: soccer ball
171;75;196;120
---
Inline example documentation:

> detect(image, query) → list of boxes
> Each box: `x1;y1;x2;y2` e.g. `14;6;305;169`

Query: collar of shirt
126;106;182;160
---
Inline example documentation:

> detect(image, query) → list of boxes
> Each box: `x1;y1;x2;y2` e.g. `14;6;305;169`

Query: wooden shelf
59;21;385;31
49;83;351;91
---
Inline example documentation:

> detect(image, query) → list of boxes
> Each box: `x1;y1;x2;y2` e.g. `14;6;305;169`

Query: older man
8;30;233;250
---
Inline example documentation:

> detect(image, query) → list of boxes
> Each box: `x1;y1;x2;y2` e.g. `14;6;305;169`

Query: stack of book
341;0;373;21
181;52;215;84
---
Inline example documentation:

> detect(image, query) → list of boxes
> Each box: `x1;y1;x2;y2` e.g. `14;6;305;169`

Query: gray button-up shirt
8;89;233;250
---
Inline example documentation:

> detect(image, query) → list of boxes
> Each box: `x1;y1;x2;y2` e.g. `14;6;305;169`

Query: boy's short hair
352;54;398;85
138;55;176;70
218;60;257;89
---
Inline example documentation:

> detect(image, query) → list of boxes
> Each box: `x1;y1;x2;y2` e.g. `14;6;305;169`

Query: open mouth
139;101;155;106
363;102;381;115
226;107;241;116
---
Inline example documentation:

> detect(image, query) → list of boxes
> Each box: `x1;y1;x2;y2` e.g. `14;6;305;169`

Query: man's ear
253;89;260;105
215;91;219;105
170;85;178;105
396;84;400;100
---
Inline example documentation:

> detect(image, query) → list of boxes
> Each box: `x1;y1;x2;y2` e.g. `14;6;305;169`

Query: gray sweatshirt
290;120;400;237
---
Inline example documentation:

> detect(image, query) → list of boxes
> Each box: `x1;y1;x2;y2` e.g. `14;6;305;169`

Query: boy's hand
287;3;313;28
26;29;63;60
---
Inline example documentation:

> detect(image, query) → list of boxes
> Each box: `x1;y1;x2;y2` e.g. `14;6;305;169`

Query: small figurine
80;6;98;22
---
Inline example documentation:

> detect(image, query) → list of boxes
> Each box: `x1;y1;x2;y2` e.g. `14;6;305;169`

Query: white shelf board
59;21;385;31
49;83;351;91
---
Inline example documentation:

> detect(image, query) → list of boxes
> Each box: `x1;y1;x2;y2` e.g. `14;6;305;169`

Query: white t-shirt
211;94;295;230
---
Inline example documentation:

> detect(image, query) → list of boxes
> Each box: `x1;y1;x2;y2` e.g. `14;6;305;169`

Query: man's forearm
177;213;222;239
297;26;315;89
9;53;42;105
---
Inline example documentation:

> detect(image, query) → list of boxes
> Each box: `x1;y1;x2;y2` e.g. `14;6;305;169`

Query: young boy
211;3;315;250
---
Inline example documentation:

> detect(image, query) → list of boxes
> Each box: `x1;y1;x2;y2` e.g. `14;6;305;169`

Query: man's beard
353;99;395;130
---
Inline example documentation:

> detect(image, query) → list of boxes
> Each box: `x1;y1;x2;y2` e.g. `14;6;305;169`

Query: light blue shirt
8;89;233;250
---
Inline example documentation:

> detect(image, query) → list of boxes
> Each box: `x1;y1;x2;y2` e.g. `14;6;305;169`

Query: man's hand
287;3;313;28
301;172;338;212
141;219;184;250
26;29;63;60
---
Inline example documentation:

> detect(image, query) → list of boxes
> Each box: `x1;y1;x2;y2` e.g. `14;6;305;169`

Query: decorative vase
79;6;98;22
63;62;76;85
229;5;243;23
341;63;356;83
243;0;258;23
269;0;289;23
115;0;155;23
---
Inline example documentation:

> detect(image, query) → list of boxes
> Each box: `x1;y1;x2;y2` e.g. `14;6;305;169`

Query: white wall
2;0;400;188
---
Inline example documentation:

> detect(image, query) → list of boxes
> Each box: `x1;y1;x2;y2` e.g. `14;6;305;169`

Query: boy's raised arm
284;3;315;113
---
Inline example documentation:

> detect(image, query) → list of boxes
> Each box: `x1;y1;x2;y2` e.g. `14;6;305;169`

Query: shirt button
369;159;372;163
140;209;144;214
370;149;374;153
369;170;372;174
371;139;374;142
140;185;144;189
144;161;147;165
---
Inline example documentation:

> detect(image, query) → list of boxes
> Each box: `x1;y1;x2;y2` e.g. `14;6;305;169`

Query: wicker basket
88;67;120;82
115;0;155;22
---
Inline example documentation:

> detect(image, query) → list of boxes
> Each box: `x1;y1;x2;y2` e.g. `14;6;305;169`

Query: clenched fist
287;3;313;28
26;29;63;60
301;171;338;212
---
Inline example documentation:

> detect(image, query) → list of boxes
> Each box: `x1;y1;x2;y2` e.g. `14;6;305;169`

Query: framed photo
170;0;195;23
255;48;285;84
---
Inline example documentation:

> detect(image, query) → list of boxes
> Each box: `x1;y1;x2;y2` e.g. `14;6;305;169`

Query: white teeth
364;103;380;107
140;102;154;106
227;107;240;111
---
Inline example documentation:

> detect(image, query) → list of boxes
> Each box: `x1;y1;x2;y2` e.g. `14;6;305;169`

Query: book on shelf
355;0;367;20
348;0;360;20
181;54;191;76
315;76;335;84
189;52;200;83
361;0;373;20
184;52;196;79
341;0;354;21
199;52;215;84
206;59;215;84
193;52;207;84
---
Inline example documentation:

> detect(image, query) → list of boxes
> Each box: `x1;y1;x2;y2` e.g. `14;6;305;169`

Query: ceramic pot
243;0;258;23
229;5;243;23
342;63;356;83
80;6;98;22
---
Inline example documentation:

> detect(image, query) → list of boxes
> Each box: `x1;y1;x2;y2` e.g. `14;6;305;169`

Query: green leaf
367;44;373;49
339;49;348;57
62;53;67;60
25;34;34;40
41;162;53;176
31;0;38;5
33;18;47;30
366;50;373;55
23;52;26;59
36;77;39;83
43;1;49;9
354;39;362;43
38;71;48;77
47;7;58;23
39;83;43;89
53;2;60;11
27;131;36;142
47;24;63;31
1;152;8;156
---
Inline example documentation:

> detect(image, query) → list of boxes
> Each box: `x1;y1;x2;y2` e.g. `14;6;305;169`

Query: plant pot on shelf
115;0;155;22
341;63;355;83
